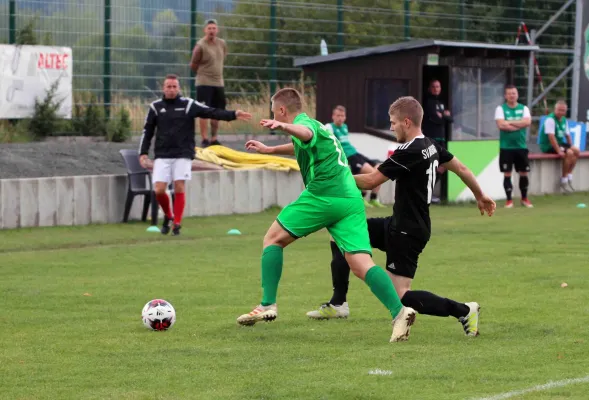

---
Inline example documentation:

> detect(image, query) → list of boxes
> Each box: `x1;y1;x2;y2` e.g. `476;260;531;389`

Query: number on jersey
326;130;348;167
425;160;439;204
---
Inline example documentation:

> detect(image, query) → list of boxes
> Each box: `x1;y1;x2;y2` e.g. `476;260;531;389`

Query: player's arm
508;118;531;128
189;100;251;121
495;106;517;131
189;45;202;73
361;147;419;190
260;120;313;143
245;140;294;155
442;108;453;123
543;118;563;155
496;120;517;131
354;170;389;190
565;122;573;146
425;99;443;123
139;105;157;165
508;106;532;128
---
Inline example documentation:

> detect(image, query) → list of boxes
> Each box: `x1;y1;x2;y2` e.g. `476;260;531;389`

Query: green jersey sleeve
291;118;318;149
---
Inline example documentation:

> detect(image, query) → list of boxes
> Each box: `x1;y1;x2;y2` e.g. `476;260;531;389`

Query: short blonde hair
388;96;423;126
333;105;346;113
271;88;303;113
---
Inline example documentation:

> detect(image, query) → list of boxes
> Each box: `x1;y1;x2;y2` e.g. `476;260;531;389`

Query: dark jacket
422;94;453;141
139;95;236;159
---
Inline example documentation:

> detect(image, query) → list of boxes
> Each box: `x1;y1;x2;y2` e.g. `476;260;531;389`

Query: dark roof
293;39;539;68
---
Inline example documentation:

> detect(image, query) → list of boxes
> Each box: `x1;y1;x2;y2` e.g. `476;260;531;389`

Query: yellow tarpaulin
194;145;300;172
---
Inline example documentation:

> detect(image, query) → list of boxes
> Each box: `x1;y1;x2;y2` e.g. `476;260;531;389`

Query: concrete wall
0;157;587;230
0;170;396;229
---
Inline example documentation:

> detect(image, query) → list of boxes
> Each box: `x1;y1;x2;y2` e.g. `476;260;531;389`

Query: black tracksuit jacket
139;95;236;159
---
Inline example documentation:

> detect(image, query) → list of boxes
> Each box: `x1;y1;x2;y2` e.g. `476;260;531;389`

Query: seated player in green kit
237;88;416;342
325;105;384;208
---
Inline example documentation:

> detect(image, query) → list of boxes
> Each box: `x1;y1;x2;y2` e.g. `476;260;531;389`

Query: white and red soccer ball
141;299;176;331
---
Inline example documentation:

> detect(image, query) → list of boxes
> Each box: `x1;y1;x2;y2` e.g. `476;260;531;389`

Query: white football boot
390;306;417;342
306;302;350;319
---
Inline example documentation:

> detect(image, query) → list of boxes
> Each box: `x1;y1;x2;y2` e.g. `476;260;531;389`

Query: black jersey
377;135;454;242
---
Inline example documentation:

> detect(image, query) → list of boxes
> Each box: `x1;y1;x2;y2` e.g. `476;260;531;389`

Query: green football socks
364;266;403;318
260;245;283;306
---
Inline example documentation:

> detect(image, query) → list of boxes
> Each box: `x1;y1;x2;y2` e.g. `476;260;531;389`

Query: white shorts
152;158;192;184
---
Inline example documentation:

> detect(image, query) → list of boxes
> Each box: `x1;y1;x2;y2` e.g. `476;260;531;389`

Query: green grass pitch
1;193;589;399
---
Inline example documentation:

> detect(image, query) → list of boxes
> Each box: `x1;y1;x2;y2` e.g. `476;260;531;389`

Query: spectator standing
190;19;228;147
139;74;251;235
494;84;533;208
422;79;453;203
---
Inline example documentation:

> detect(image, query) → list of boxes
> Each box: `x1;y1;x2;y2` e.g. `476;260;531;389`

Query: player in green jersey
494;85;533;208
538;100;581;193
326;105;384;208
237;88;416;343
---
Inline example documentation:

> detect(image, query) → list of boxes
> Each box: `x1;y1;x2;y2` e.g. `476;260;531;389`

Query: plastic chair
119;149;157;223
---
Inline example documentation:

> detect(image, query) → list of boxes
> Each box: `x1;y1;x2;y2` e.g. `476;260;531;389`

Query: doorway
422;65;450;202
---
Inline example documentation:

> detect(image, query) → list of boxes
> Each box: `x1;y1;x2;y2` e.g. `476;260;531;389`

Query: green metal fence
0;0;576;133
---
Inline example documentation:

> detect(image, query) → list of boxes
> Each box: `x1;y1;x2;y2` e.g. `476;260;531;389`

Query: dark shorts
499;149;530;173
196;85;226;110
348;153;378;175
367;217;427;279
544;143;571;154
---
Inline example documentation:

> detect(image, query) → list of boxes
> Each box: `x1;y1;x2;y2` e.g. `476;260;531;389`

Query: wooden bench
529;151;589;160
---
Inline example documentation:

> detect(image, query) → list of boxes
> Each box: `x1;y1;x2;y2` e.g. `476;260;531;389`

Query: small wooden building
294;39;538;140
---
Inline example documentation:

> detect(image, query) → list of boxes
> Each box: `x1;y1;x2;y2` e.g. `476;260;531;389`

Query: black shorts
367;217;427;279
348;153;377;175
499;149;530;173
544;143;571;154
196;85;226;110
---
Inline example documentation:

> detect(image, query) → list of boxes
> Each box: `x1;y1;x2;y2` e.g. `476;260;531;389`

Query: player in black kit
306;96;496;341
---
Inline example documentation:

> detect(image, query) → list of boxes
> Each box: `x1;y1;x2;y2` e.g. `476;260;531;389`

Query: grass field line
471;375;589;400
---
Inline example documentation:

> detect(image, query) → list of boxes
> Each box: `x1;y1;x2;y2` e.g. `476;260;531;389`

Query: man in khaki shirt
190;19;228;147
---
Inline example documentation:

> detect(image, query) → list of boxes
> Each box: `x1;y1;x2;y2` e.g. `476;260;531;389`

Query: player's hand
235;110;252;121
139;155;149;168
477;194;496;217
443;110;451;116
558;148;566;158
245;140;272;154
260;119;284;130
436;112;443;119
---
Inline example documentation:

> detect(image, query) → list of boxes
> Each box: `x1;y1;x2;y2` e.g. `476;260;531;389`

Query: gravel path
0;135;291;179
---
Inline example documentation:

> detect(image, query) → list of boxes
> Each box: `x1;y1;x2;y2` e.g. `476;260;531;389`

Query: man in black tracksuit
139;74;251;235
422;79;453;203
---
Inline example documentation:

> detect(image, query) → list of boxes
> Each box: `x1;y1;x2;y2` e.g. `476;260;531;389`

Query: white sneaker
390;306;416;342
237;304;277;326
306;302;349;319
459;302;480;336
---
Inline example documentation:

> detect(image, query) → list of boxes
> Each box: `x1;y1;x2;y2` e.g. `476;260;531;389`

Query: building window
365;79;410;131
450;67;507;140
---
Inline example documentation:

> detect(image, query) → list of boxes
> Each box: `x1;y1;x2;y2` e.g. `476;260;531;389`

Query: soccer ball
141;299;176;331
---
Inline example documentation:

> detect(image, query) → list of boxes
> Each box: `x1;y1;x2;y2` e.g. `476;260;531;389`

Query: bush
0;120;32;143
16;18;38;45
106;107;132;142
67;94;107;137
28;81;64;139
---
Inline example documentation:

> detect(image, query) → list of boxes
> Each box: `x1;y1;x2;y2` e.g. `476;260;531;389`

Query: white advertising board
0;45;72;119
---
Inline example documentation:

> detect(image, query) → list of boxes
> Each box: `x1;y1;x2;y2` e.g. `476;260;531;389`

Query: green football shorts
276;189;372;255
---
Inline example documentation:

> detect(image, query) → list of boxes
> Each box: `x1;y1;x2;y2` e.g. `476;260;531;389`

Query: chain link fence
0;0;576;134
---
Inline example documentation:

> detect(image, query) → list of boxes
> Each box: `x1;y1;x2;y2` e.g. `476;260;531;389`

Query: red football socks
173;192;186;225
156;192;173;219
